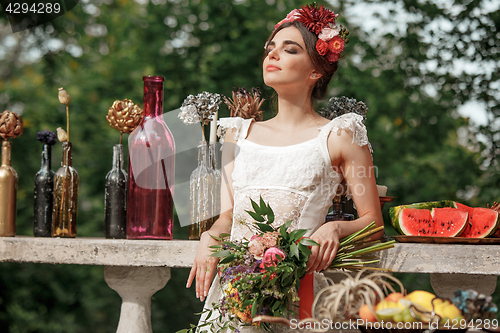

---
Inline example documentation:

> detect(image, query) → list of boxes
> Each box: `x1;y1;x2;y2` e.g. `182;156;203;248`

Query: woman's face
263;26;316;91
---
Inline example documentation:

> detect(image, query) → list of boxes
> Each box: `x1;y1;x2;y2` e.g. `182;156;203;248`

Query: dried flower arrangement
179;92;222;142
0;110;23;141
318;96;368;123
106;99;143;144
223;87;264;120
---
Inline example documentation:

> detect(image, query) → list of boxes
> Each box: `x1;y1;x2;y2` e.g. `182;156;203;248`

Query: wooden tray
392;235;500;245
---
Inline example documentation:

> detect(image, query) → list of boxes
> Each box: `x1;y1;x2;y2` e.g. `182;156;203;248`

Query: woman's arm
186;128;237;301
307;128;383;273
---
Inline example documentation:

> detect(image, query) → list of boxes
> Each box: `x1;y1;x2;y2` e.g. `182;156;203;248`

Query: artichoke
0;110;23;140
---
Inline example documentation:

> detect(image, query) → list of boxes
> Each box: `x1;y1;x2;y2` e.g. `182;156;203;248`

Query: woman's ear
310;72;322;79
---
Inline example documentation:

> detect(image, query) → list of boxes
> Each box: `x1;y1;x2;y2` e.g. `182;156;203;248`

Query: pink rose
261;231;279;248
249;237;265;259
318;26;339;41
262;247;286;267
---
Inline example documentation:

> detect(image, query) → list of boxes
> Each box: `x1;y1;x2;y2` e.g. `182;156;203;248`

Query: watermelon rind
389;201;457;234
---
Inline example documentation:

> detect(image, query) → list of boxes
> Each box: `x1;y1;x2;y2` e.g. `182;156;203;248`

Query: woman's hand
306;222;341;273
186;231;221;302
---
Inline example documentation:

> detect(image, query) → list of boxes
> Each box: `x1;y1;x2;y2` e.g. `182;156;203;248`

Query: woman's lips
266;65;281;71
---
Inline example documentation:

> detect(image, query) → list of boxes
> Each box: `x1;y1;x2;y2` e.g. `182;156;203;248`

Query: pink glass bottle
127;76;175;239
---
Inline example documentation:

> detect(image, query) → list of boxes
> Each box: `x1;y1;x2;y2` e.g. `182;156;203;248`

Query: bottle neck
1;141;11;166
62;142;73;167
112;144;123;170
209;143;217;169
198;142;209;168
41;144;52;169
142;77;164;119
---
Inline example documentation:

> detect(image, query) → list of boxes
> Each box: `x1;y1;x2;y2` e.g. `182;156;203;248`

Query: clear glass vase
127;76;175;240
189;142;220;240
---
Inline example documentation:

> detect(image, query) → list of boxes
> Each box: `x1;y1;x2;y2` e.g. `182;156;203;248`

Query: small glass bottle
33;144;55;237
189;142;215;240
127;76;175;240
209;142;221;226
52;142;79;237
0;141;17;237
105;144;127;239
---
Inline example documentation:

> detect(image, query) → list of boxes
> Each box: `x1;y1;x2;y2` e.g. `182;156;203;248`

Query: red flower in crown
325;52;340;63
329;36;345;54
295;4;338;35
316;39;329;56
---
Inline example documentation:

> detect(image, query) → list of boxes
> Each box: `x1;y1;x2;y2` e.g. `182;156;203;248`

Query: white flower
318;26;339;41
178;105;200;125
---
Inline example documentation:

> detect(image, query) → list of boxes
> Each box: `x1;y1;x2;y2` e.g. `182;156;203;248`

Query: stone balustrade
0;236;498;332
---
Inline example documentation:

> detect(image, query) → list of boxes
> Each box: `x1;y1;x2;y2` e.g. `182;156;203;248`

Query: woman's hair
264;21;338;100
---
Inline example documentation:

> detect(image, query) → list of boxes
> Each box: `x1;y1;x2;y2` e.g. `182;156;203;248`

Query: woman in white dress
186;4;383;331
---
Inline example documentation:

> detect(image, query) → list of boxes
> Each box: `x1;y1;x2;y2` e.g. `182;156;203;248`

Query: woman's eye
285;49;297;54
265;48;274;54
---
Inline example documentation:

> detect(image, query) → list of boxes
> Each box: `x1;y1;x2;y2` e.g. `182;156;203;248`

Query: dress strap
318;112;372;153
217;117;255;145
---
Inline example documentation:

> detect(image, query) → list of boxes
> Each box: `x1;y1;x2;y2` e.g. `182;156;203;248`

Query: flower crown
274;4;349;63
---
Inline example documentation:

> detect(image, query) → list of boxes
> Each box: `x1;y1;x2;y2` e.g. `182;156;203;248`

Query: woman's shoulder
217;117;255;143
322;112;370;148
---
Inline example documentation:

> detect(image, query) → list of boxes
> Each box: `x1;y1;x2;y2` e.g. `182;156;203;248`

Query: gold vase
52;142;79;237
0;141;18;237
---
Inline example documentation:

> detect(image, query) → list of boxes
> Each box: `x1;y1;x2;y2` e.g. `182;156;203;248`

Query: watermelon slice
454;203;499;238
395;207;468;237
389;201;456;234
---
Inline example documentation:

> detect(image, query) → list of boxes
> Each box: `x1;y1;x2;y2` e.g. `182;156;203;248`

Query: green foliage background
0;0;498;331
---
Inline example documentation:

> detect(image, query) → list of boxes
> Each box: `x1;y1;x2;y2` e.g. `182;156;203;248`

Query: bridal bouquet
179;197;394;333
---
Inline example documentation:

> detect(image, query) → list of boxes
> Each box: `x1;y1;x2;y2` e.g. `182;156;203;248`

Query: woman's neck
272;95;321;128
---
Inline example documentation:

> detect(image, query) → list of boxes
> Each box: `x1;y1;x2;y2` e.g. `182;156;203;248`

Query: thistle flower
36;130;57;146
223;87;264;121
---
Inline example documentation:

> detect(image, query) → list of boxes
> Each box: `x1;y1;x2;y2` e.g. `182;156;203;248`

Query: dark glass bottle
325;195;354;222
52;142;79;237
33;144;55;237
127;76;175;240
0;141;17;237
105;144;127;239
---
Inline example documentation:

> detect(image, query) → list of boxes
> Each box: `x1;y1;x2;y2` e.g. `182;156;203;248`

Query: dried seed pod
56;127;68;142
106;99;143;134
0;110;23;140
58;87;71;105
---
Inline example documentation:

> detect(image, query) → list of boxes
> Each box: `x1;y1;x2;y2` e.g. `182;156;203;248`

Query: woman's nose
268;48;279;60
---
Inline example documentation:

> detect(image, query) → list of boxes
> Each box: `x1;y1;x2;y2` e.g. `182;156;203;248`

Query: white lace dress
198;113;370;332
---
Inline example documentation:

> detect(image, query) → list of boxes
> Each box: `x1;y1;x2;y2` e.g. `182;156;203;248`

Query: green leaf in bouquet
209;245;223;249
251;298;258;318
282;271;294;286
221;241;242;250
242;299;253;307
272;300;282;311
279;220;293;239
298;243;312;256
267;207;275;224
290;242;299;259
251;197;263;216
255;222;274;232
259;195;266;212
289;229;307;242
219;254;236;264
299;238;319;247
211;250;231;257
246;210;265;222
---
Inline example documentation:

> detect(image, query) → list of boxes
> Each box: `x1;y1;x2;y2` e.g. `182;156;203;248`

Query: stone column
430;273;497;299
104;266;171;333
